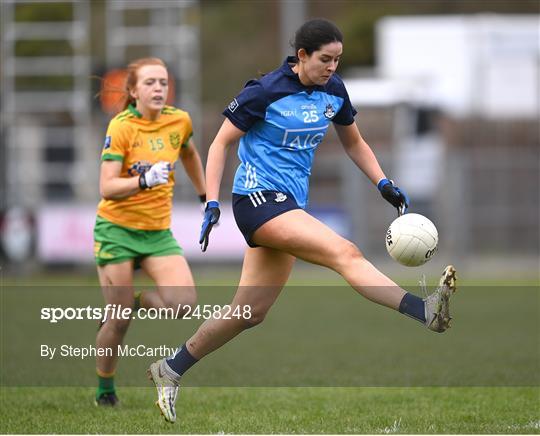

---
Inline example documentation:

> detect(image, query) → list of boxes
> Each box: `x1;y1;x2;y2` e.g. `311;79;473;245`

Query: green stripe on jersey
102;153;123;162
114;109;130;119
181;132;193;148
116;113;134;122
128;104;143;118
162;106;180;114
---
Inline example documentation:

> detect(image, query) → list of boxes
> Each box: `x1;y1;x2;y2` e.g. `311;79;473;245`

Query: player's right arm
99;161;140;200
207;80;266;202
99;118;140;200
205;118;245;202
199;118;245;251
200;82;263;251
99;117;170;200
100;160;171;200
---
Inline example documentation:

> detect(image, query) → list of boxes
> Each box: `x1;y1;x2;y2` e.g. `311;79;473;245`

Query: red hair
98;57;171;115
121;57;168;110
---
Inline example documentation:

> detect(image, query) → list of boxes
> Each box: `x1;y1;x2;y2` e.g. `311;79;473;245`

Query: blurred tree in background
200;0;539;105
9;0;539;107
200;1;280;108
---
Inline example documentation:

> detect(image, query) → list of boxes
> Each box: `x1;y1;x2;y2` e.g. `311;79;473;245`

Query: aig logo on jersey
323;104;336;119
228;98;239;113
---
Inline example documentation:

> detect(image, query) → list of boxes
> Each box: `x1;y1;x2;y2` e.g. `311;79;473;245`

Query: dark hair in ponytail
293;18;343;56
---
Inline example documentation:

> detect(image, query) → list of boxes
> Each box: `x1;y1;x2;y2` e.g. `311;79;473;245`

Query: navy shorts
232;191;301;247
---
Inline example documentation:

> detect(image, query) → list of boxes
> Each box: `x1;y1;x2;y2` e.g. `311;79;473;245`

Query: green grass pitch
1;264;539;433
1;387;538;433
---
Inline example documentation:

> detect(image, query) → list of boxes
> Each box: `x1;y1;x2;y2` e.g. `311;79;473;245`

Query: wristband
139;173;149;190
377;178;391;191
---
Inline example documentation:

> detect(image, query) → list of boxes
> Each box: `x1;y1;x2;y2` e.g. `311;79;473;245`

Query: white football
385;213;438;267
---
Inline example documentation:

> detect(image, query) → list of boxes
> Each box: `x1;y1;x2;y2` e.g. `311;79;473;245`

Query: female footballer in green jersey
94;57;206;406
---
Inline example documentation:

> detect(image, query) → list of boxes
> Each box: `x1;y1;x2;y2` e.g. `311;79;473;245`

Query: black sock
166;343;198;377
398;292;426;323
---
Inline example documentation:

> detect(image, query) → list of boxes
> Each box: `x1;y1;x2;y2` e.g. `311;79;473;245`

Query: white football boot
424;265;457;333
147;359;179;423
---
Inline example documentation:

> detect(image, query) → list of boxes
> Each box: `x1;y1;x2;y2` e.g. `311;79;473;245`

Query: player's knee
107;318;131;336
241;309;267;329
333;240;364;271
161;290;197;318
176;300;196;318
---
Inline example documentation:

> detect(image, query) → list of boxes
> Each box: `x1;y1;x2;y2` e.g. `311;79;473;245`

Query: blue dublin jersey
223;57;357;208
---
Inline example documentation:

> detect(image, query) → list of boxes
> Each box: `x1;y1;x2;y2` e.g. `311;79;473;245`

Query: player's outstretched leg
147;247;294;423
424;265;457;332
147;359;179;423
252;210;460;332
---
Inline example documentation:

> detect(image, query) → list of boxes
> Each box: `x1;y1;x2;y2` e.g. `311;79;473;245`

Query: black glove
378;178;410;213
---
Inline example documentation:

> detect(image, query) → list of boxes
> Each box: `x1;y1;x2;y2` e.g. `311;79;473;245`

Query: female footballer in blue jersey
147;19;457;423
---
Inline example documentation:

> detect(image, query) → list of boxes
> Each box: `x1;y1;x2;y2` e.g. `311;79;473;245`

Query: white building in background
346;14;540;119
343;14;540;252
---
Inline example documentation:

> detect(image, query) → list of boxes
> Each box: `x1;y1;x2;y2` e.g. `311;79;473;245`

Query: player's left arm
179;138;206;199
334;122;386;186
335;122;409;211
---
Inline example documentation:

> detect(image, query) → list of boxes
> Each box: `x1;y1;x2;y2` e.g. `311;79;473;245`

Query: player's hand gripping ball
386;213;438;267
